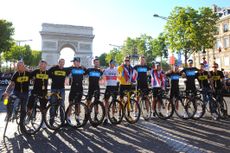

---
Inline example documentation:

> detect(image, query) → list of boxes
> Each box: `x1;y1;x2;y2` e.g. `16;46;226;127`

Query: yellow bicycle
122;89;141;124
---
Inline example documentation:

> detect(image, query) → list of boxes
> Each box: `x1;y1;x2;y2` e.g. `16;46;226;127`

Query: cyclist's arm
220;71;226;89
4;81;15;96
209;72;215;90
207;72;213;89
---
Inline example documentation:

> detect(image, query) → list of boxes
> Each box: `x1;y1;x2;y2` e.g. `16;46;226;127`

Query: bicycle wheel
5;99;14;121
66;102;89;128
44;104;65;130
89;101;105;127
155;98;174;120
140;98;151;121
124;99;140;124
108;100;124;125
216;98;228;119
21;106;43;135
174;98;193;120
193;98;205;120
185;98;196;119
15;106;21;124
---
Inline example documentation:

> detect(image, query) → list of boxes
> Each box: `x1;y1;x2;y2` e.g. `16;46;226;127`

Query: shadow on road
1;117;230;153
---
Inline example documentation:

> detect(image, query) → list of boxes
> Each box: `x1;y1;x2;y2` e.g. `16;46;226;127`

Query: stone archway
40;23;94;67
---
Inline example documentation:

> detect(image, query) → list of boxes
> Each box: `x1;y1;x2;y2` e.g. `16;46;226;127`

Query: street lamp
153;14;168;20
15;39;32;61
109;44;123;49
15;39;32;46
153;14;168;67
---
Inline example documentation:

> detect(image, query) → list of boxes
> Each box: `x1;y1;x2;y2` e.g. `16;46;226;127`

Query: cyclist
66;57;86;124
210;63;227;118
48;58;69;124
180;59;198;94
3;60;31;125
134;56;150;117
117;56;136;119
166;64;180;102
86;57;103;109
26;59;49;128
150;62;165;118
196;63;218;120
103;59;118;124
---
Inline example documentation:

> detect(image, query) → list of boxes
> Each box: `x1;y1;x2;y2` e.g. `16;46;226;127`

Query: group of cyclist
2;54;228;130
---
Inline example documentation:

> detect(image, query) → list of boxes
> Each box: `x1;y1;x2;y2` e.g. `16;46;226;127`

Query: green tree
121;35;156;64
136;34;155;64
165;6;218;66
2;45;41;67
121;37;138;57
197;7;219;52
106;48;124;65
0;20;14;53
30;50;41;67
114;50;123;65
2;44;32;64
152;33;168;59
98;53;107;67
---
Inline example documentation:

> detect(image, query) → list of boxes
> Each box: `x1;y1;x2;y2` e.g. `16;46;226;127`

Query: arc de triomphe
40;23;94;67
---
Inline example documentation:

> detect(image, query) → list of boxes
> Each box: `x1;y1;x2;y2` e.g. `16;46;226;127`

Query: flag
177;51;182;66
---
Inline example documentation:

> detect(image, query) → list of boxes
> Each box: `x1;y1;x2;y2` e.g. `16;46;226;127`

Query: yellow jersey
117;65;134;85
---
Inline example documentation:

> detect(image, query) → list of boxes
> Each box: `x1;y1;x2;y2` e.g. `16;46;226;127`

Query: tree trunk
184;49;188;67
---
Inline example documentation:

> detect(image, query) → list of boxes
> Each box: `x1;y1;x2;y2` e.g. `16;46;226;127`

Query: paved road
0;86;230;153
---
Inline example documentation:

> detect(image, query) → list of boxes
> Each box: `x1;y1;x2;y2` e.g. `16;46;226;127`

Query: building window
223;23;229;32
224;37;229;48
216;58;221;68
224;57;229;66
216;39;222;49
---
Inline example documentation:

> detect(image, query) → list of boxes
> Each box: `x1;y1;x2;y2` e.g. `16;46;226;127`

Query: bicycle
173;90;198;120
107;90;124;125
21;94;43;135
215;90;228;119
88;90;105;127
152;89;174;120
122;89;141;124
134;88;151;121
65;93;89;128
192;88;228;120
44;92;66;130
2;94;21;140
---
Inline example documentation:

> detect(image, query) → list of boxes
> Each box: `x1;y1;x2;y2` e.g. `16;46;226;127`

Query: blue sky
0;0;228;66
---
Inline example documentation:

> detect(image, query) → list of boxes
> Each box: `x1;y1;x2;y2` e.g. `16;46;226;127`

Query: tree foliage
30;50;42;67
105;48;123;65
164;6;219;66
99;34;169;66
98;53;107;67
121;34;167;64
0;19;14;53
2;44;41;67
152;33;168;59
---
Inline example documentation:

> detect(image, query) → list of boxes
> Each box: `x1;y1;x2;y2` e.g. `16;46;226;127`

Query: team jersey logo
16;76;29;83
137;67;147;73
105;76;117;80
54;71;66;76
72;69;84;75
198;75;208;80
186;70;195;76
89;71;101;77
171;75;180;80
212;76;220;80
36;74;49;79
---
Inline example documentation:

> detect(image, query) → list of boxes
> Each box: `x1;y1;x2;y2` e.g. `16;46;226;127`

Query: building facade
193;5;230;71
